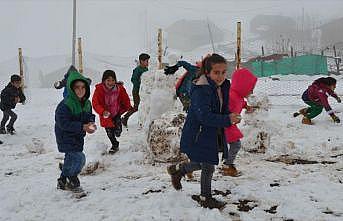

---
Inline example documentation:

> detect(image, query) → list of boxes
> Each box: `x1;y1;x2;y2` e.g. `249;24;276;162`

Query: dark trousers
180;161;215;198
105;128;119;147
123;90;140;120
1;109;17;129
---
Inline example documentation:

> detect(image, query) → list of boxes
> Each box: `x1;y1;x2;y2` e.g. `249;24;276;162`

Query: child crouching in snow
92;70;131;154
167;54;241;209
294;77;341;125
221;68;257;177
55;70;96;191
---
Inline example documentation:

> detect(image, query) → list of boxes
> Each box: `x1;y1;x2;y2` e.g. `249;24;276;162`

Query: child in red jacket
222;68;257;176
293;77;341;125
92;70;131;154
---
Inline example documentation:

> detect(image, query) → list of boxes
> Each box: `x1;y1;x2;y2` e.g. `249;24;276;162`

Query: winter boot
221;164;239;177
67;176;80;190
57;176;67;190
293;108;308;117
191;195;226;210
0;127;6;134
6;126;15;135
302;117;313;125
167;164;184;190
109;141;119;154
186;172;194;179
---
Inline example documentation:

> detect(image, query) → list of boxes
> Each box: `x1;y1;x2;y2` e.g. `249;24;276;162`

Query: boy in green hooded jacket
55;70;96;192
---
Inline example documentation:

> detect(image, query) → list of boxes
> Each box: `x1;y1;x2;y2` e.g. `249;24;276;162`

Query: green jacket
131;66;148;93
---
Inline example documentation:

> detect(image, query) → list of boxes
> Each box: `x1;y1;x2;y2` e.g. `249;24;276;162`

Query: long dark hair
199;53;227;76
315;77;336;86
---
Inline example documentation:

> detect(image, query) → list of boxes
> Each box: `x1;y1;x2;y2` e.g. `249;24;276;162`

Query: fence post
157;28;163;70
236;22;241;70
78;37;83;74
18;48;24;88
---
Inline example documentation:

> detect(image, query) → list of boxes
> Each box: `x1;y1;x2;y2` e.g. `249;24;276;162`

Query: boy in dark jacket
0;74;26;134
122;53;150;127
55;70;96;192
294;77;341;125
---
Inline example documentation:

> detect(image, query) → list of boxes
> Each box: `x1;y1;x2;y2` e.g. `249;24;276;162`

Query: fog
0;0;342;62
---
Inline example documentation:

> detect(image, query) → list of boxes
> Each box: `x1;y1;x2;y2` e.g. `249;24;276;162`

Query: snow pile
241;93;272;153
147;111;187;163
138;69;180;128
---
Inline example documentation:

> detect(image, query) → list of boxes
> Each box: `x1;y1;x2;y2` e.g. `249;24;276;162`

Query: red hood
230;68;257;98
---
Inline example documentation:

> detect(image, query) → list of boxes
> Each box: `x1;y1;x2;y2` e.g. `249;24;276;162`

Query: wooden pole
72;0;76;66
333;45;340;75
18;48;24;88
157;28;163;69
78;37;83;74
236;22;241;69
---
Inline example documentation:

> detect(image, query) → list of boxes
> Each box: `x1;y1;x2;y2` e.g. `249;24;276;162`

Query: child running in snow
0;74;26;135
293;77;341;125
122;53;150;127
167;54;241;210
221;68;257;177
55;70;96;192
92;70;131;154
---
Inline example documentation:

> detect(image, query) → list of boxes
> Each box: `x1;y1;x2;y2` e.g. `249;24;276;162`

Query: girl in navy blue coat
167;54;241;209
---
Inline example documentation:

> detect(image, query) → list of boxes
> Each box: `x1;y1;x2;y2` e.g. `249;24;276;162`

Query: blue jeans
180;162;215;198
61;152;86;177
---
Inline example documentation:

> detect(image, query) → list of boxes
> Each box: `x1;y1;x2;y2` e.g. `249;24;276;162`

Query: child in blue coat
55;70;96;191
167;54;241;209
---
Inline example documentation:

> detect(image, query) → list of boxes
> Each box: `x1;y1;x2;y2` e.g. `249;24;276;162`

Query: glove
331;114;340;123
336;96;341;103
164;65;179;75
54;81;61;89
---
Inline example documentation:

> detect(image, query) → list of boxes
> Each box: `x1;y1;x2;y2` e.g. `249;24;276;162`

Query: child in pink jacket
222;68;257;176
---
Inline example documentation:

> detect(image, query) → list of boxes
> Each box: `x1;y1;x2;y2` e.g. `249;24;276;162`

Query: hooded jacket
303;79;338;113
180;75;232;165
92;82;131;128
224;68;257;143
55;71;95;153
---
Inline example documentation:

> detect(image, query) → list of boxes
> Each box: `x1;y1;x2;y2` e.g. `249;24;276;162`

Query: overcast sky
0;0;342;62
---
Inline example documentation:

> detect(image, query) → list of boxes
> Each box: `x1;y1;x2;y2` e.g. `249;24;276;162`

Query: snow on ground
0;74;343;221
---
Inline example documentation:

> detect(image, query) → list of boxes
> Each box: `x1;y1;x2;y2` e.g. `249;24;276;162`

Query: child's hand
336;96;341;103
245;105;254;113
229;113;242;124
83;123;97;133
331;114;340;123
103;111;110;118
15;97;20;103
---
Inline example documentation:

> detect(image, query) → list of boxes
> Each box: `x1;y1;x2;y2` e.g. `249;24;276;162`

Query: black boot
109;141;119;154
57;176;67;190
191;195;226;210
67;176;80;190
0;127;6;134
6;126;15;135
167;164;184;190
